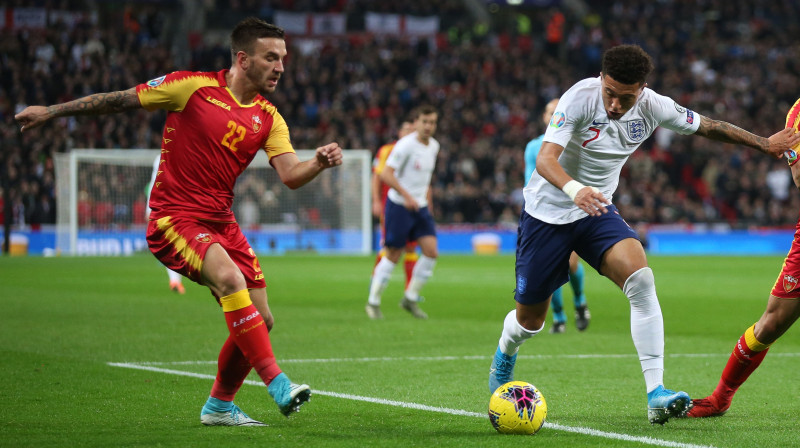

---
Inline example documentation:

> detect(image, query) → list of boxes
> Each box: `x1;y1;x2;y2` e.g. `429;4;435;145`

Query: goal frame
55;148;372;255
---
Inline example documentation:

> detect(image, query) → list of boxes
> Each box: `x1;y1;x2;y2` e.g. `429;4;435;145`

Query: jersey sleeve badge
147;75;166;87
549;112;566;128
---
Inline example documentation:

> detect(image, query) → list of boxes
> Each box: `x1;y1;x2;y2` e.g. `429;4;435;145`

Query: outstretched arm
695;116;800;159
272;142;343;190
15;87;141;132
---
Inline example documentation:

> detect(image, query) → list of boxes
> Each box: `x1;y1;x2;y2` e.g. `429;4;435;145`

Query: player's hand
767;128;800;159
403;195;420;212
372;199;383;218
575;186;609;217
315;142;343;168
15;106;51;133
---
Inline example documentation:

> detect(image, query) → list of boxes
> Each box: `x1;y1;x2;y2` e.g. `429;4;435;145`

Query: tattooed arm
15;87;141;133
695;115;800;159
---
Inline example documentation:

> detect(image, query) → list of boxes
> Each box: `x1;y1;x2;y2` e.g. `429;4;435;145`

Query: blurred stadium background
3;0;800;256
6;3;800;447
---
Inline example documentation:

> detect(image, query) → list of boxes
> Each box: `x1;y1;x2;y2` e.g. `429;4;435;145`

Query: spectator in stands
4;0;800;234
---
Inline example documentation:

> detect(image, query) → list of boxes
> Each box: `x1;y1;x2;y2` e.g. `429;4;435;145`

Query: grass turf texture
2;254;800;447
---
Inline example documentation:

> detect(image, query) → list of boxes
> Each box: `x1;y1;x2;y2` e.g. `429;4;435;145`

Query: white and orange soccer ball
488;381;547;435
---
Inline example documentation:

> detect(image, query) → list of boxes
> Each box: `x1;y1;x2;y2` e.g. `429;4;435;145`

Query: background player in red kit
15;17;342;426
687;99;800;418
367;117;417;319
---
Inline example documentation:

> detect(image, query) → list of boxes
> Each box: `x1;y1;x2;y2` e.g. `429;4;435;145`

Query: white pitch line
125;351;800;366
108;361;716;448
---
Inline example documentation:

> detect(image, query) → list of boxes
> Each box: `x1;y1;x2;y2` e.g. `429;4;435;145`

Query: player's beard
261;76;279;95
247;69;278;97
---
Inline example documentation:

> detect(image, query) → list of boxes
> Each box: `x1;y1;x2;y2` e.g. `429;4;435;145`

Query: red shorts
146;215;266;290
771;225;800;299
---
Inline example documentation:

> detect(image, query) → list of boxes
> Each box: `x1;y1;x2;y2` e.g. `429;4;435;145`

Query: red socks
214;289;281;398
209;336;251;401
713;324;770;405
404;252;418;289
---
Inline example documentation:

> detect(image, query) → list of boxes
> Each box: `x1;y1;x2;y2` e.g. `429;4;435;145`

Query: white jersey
525;76;701;224
386;131;440;207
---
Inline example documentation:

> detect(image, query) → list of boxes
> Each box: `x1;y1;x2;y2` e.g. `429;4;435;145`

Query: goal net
53;149;371;256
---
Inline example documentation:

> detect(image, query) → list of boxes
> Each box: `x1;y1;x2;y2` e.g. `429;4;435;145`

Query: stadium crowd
3;0;800;231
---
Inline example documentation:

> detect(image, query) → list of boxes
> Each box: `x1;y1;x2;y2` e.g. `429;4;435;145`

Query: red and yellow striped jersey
372;141;397;201
138;69;295;221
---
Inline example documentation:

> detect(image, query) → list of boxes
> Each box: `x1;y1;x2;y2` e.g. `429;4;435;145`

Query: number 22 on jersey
221;120;246;152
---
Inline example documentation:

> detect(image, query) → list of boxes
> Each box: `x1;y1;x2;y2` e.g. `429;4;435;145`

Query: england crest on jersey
627;119;646;142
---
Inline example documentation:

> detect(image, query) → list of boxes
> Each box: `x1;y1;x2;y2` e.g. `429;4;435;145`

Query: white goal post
54;149;372;256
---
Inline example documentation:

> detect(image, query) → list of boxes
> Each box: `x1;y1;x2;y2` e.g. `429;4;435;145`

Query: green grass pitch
2;254;800;447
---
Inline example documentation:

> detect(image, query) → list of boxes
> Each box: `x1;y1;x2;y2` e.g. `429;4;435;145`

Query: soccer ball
488;381;547;435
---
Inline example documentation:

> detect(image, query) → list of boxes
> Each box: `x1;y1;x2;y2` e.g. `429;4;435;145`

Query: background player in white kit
487;45;800;424
525;98;591;334
366;105;440;320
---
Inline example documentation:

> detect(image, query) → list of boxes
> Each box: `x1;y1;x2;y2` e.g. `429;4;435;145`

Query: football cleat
200;404;266;426
488;346;517;394
647;386;692;425
686;396;729;418
400;296;428;319
549;321;566;334
268;373;311;417
365;303;384;320
170;280;186;294
575;304;590;332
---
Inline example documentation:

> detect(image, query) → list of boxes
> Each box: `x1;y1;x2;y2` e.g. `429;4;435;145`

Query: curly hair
230;17;285;59
601;45;654;85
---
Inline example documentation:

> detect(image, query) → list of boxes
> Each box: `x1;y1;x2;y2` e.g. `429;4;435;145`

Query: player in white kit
367;105;440;319
488;45;800;424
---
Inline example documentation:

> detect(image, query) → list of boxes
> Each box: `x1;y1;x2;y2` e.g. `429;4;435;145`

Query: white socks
498;310;544;356
167;268;182;283
368;258;396;306
404;255;436;302
623;267;665;393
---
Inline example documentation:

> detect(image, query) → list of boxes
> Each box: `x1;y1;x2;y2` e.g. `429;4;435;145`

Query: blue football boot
647;385;692;424
488;346;517;394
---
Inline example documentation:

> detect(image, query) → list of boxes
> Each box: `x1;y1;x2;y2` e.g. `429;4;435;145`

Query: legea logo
232;311;260;328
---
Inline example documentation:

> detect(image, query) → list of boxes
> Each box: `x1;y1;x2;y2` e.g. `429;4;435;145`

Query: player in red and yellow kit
367;117;417;319
687;99;800;418
15;18;342;426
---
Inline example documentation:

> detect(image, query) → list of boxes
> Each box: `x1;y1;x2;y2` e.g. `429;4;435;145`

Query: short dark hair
412;105;437;120
601;45;654;85
230;17;285;59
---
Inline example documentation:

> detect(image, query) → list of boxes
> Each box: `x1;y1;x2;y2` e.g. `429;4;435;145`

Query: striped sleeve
262;104;296;160
136;71;219;112
787;98;800;129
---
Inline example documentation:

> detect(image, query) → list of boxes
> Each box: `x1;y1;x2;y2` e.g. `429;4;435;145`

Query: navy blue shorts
384;199;436;248
514;205;639;305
